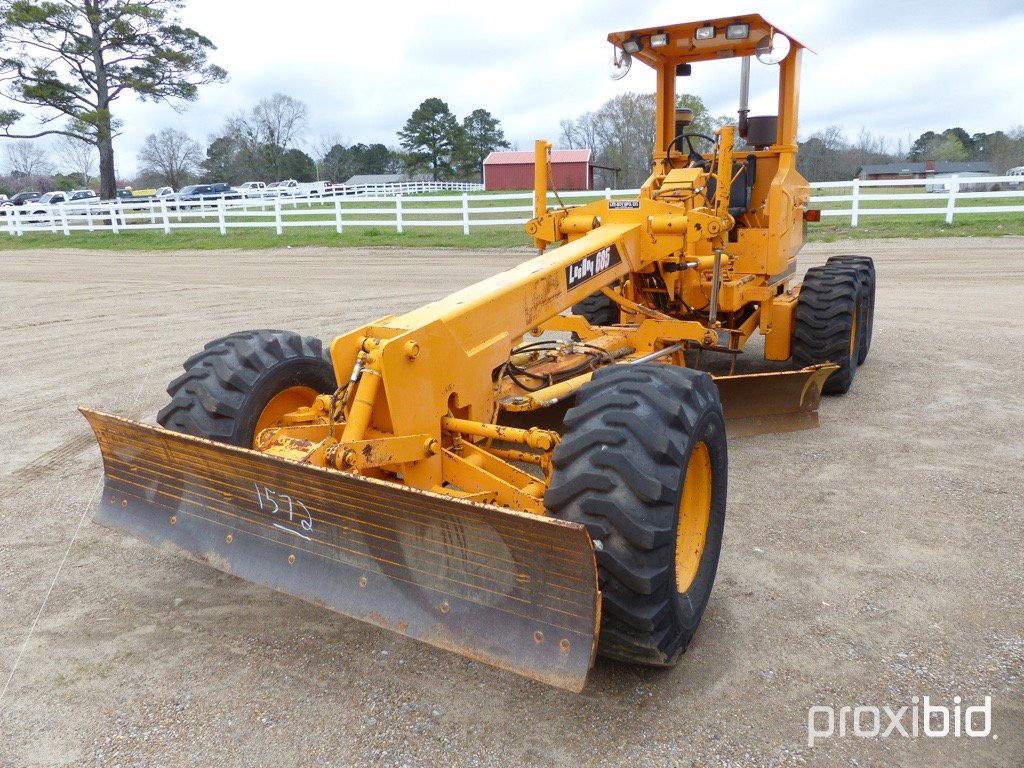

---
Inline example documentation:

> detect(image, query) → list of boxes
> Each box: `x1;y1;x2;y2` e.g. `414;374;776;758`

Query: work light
622;35;642;54
726;23;750;40
650;33;669;48
695;25;715;40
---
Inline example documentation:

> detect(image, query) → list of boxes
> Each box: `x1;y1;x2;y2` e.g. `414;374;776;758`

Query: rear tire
793;266;863;395
826;255;875;364
157;329;335;447
545;364;727;666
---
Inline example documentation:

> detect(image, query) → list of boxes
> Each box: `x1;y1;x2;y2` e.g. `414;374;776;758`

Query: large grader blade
80;409;600;692
713;364;837;437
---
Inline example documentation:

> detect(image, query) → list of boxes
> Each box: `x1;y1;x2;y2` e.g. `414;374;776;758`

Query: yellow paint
676;442;712;593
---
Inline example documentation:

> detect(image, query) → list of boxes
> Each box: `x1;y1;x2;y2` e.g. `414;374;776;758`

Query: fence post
218;197;227;235
14;206;23;236
60;206;70;236
605;187;612;201
462;192;470;235
395;195;403;234
49;207;58;234
334;198;343;234
850;178;861;227
274;198;283;235
110;201;119;234
161;198;170;234
149;201;156;226
87;204;94;232
945;174;959;225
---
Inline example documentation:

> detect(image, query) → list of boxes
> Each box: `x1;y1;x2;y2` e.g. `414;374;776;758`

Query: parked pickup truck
265;179;332;198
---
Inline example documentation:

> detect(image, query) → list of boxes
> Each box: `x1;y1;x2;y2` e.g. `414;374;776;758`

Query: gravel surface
1;239;1022;767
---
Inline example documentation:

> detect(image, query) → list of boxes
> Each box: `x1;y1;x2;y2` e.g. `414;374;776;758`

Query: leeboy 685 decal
566;246;622;290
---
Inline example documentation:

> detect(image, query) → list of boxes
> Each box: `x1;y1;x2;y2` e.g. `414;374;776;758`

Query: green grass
0;225;530;251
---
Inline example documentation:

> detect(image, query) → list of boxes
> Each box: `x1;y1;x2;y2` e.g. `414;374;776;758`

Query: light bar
726;23;750;40
695;25;716;40
650;33;669;48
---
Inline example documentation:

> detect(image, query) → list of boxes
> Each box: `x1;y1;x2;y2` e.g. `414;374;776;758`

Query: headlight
649;33;669;48
622;35;642;54
726;23;750;40
695;25;716;40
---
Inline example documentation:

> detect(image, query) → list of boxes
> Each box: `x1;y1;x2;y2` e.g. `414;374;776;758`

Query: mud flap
80;409;600;692
713;364;837;437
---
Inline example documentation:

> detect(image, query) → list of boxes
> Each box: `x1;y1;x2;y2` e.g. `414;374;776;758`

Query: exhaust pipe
738;57;750;139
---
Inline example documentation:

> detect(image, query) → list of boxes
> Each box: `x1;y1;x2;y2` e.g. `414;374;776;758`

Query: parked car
1007;166;1024;190
168;182;240;209
8;191;42;207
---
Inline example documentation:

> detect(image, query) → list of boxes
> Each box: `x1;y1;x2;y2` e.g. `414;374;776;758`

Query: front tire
571;291;620;327
157;329;335;447
545;364;727;666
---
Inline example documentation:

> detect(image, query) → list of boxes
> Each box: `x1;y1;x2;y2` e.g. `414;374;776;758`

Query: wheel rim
848;305;859;358
675;441;712;594
253;385;319;446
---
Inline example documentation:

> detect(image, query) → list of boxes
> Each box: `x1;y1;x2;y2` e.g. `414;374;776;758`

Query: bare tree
137;128;202;189
5;138;50;176
54;134;97;185
225;93;309;180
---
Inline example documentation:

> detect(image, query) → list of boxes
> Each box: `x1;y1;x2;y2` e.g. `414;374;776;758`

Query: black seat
705;154;756;217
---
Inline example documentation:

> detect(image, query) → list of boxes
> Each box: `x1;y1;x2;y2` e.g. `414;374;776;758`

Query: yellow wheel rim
849;306;859;358
675;441;712;594
253;385;318;447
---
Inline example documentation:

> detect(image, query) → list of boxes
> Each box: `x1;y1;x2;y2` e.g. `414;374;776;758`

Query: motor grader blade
713;364;837;437
80;408;600;692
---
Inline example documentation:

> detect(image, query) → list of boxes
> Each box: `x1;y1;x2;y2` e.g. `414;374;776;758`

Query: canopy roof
608;13;808;67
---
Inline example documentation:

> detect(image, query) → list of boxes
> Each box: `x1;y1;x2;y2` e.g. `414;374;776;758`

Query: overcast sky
15;0;1024;175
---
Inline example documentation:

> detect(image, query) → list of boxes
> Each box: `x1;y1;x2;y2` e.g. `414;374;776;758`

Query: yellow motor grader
82;14;875;692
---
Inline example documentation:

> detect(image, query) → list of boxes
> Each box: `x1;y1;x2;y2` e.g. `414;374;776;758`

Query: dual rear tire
793;256;875;395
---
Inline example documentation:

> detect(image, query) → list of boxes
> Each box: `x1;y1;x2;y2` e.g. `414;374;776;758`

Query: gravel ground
1;238;1021;767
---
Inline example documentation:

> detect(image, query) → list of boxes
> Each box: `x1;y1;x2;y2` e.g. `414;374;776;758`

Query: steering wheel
668;132;717;168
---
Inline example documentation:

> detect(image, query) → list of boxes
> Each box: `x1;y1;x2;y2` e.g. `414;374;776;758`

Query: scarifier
82;14;876;692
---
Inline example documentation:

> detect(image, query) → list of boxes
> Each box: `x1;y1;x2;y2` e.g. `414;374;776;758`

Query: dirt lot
1;238;1022;767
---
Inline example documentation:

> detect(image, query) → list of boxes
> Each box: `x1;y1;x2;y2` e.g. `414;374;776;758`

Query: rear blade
712;364;837;437
80;408;599;692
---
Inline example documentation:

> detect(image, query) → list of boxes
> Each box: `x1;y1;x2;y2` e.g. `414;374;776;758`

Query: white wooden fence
3;175;1022;237
810;174;1024;226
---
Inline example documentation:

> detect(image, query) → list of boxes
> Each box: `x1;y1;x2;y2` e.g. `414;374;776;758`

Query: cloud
12;0;1024;177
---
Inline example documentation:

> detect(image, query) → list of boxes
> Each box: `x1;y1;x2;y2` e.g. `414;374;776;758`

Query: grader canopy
83;14;876;692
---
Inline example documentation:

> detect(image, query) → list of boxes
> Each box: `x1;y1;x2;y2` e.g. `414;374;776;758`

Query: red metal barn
483;149;594;191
